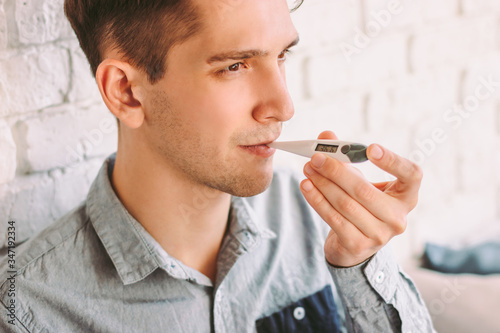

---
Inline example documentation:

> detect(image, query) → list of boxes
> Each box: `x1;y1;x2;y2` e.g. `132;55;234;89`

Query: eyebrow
206;36;300;65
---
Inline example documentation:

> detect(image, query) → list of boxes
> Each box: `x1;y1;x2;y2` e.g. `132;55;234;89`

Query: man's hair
64;0;201;84
65;0;304;85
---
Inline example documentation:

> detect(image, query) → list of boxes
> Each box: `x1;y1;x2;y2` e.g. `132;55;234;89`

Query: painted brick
391;66;461;127
363;0;422;30
0;173;55;246
461;0;500;15
15;108;81;172
422;0;459;21
67;40;101;103
0;0;6;52
364;84;414;154
454;101;497;191
292;0;361;51
285;54;307;103
0;79;6;116
410;17;498;72
14;102;117;172
415;187;498;246
410;129;458;200
72;103;118;160
0;157;103;248
308;33;407;97
0;120;16;184
0;45;70;116
364;0;458;28
497;102;500;136
12;0;73;46
50;158;102;219
310;92;366;140
462;53;500;103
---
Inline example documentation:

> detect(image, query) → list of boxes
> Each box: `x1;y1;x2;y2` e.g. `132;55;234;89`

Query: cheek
179;84;253;136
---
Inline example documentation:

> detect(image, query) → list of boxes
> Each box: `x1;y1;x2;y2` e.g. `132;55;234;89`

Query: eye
227;62;243;72
278;49;291;62
215;62;247;77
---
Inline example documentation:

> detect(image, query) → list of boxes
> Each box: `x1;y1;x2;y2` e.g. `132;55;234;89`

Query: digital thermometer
267;140;368;163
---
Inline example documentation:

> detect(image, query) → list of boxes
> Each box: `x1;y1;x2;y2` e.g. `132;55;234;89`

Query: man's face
140;0;298;197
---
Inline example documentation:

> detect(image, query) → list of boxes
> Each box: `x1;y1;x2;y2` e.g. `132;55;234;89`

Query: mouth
239;138;279;158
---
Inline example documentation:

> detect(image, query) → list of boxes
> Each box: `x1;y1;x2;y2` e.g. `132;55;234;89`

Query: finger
367;144;423;189
309;152;406;230
372;181;390;191
317;130;338;140
300;178;370;242
303;162;386;241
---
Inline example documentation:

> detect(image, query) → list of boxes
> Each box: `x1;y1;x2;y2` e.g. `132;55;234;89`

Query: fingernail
370;145;383;160
302;180;314;192
311;153;327;168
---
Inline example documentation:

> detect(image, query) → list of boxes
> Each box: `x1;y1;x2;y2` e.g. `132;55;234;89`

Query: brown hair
65;0;304;84
64;0;201;84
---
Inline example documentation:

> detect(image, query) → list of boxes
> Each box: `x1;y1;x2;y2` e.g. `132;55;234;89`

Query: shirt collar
86;153;276;286
86;154;159;285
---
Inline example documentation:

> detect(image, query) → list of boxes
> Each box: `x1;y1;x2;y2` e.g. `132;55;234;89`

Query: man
0;0;434;332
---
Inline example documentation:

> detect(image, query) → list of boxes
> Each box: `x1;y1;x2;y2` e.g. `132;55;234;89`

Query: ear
96;59;145;129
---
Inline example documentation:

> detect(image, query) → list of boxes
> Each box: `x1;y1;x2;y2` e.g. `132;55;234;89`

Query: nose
251;63;294;123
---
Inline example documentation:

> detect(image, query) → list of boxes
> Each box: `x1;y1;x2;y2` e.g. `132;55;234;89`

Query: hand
300;131;423;267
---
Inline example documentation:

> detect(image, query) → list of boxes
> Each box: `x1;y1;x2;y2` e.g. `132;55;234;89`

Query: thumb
317;130;338;140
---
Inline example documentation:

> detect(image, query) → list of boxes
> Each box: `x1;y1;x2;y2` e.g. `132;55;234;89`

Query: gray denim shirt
0;154;434;332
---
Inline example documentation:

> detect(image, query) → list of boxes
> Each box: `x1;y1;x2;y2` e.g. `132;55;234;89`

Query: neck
111;138;231;282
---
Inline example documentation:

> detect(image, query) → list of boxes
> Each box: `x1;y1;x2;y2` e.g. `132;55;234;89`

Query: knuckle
401;160;423;182
325;159;342;179
325;210;344;227
372;233;387;247
303;184;321;206
385;152;399;170
407;194;419;211
355;183;377;203
348;239;365;254
388;213;407;235
310;191;325;207
341;237;358;252
339;197;358;216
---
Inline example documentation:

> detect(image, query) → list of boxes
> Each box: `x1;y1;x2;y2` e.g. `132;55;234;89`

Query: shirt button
293;306;305;320
375;271;385;283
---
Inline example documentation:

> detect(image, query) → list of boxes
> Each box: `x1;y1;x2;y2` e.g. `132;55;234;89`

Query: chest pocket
255;285;341;333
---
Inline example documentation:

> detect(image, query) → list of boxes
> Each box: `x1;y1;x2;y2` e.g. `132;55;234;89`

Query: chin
235;175;274;197
216;164;275;197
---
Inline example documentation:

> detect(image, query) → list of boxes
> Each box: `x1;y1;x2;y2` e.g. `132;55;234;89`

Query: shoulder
0;202;107;303
0;203;90;277
0;203;102;329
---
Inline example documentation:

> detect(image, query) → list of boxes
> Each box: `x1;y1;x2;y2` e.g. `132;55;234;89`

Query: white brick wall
0;120;16;184
1;0;499;263
0;0;116;247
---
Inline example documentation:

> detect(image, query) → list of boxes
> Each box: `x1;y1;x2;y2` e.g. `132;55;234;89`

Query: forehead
189;0;297;52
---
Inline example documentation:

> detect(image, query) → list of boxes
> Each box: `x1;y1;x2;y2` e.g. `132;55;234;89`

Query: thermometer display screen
315;144;339;153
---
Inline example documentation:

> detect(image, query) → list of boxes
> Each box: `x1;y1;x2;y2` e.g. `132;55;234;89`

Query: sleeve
0;285;30;333
0;304;30;333
327;246;436;333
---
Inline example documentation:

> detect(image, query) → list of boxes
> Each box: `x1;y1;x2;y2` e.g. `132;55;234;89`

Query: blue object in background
422;242;500;275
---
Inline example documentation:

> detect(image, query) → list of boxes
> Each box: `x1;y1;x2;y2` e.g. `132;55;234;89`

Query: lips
239;137;279;158
240;144;276;158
